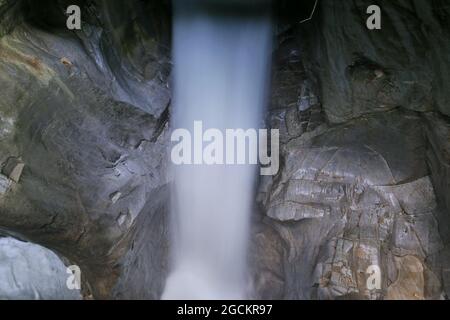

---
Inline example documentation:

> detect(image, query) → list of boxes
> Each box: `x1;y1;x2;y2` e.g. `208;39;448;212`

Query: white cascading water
163;0;273;299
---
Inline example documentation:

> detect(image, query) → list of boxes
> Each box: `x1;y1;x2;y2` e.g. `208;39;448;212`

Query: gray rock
1;0;450;301
0;174;10;194
256;106;446;299
2;157;24;183
0;0;171;299
0;237;81;300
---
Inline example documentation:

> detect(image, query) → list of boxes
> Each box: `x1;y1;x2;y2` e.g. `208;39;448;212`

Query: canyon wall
0;0;449;299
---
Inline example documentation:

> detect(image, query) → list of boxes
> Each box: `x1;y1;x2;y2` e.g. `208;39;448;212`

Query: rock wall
0;237;81;299
252;0;450;300
0;0;171;298
0;0;449;300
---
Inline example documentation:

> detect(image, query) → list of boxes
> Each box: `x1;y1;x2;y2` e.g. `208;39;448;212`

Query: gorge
0;0;449;300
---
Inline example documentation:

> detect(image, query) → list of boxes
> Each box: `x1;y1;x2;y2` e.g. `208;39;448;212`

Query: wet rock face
0;0;171;298
304;0;450;124
1;0;450;300
252;0;450;300
0;237;81;299
256;109;446;299
425;112;450;295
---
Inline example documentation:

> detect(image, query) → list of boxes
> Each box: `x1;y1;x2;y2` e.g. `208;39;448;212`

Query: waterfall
163;0;273;300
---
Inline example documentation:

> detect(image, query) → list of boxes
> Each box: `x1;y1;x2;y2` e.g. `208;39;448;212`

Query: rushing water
163;0;273;299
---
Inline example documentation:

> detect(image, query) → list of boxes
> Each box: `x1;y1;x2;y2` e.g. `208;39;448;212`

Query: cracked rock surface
251;0;450;300
0;0;171;298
